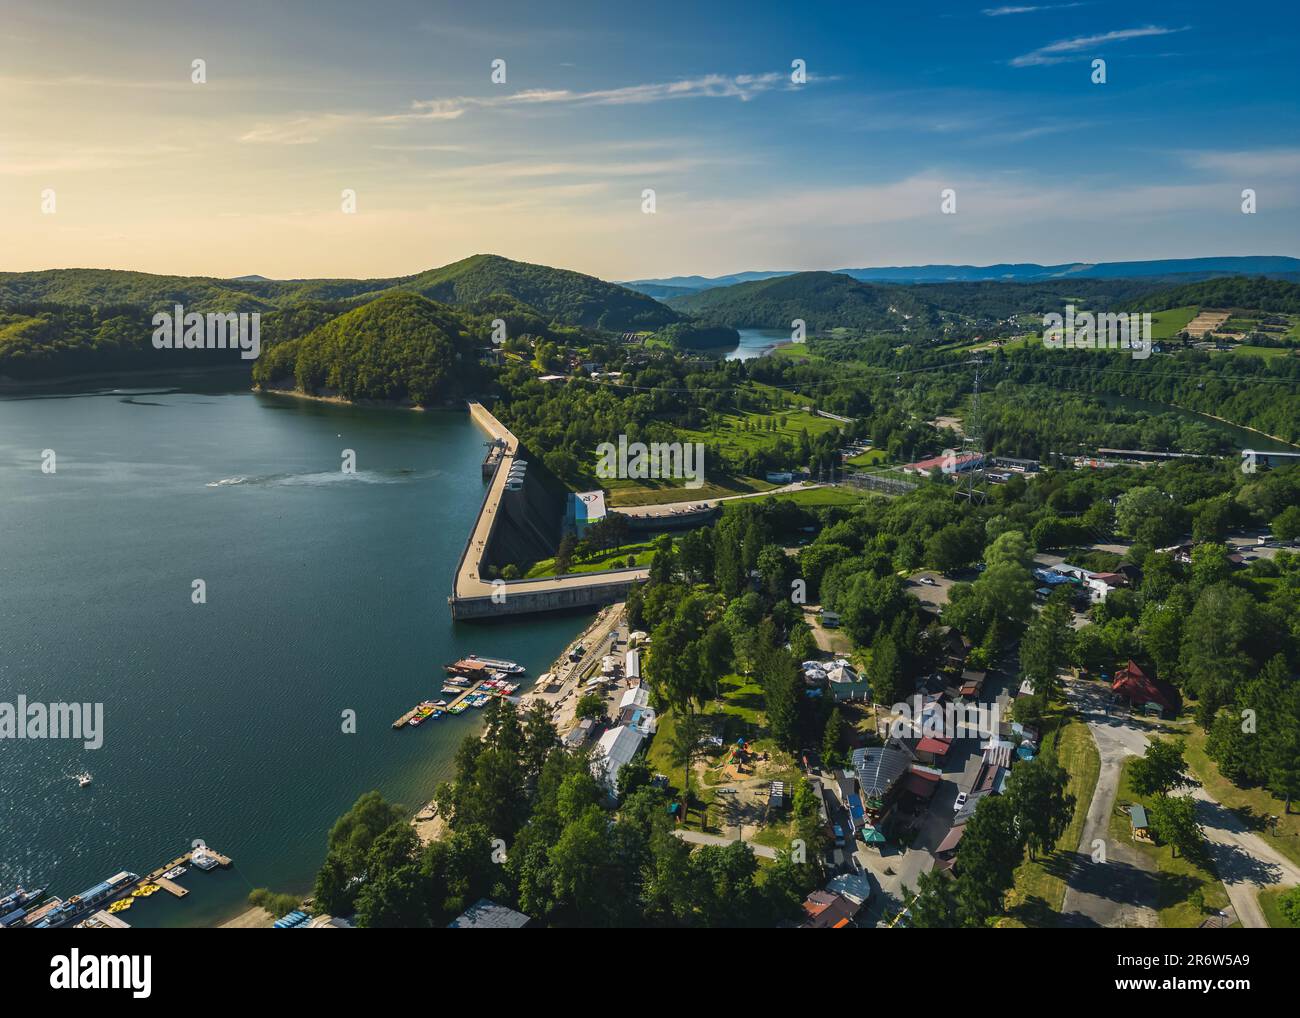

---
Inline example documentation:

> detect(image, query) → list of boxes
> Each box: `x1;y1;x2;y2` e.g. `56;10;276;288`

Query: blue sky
1;0;1296;278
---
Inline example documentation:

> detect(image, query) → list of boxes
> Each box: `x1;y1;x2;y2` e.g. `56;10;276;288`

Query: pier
449;403;648;619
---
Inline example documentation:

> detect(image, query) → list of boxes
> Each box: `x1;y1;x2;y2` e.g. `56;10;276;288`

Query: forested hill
0;254;679;331
666;271;938;331
665;271;1183;331
251;293;480;406
361;254;680;331
1139;275;1300;313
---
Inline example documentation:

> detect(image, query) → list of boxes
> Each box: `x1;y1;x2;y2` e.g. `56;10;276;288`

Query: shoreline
411;601;627;846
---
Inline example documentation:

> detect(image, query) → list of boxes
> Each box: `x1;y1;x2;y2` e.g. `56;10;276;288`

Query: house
959;668;986;699
851;744;914;830
914;735;952;765
1111;660;1180;715
563;717;596;748
898;767;941;804
934;824;966;871
448;899;532;928
618;685;657;734
798;889;862;928
591;725;645;792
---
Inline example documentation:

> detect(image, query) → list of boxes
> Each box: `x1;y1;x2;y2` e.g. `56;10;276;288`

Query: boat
75;771;92;788
191;849;219;871
32;871;139;928
440;685;463;694
162;866;186;881
445;655;524;678
432;699;448;707
108;898;133;913
0;884;47;920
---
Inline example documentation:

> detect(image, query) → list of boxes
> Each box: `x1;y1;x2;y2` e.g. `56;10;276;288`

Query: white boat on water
75;772;92;788
191;849;218;871
162;866;187;881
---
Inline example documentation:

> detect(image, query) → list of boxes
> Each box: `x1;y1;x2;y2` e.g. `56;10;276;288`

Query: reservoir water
0;382;589;927
724;328;790;361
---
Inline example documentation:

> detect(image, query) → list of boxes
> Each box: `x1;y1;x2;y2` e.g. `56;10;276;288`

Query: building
618;685;657;734
624;648;642;683
448;898;532;929
851;744;914;833
591;724;645;792
563;717;596;749
798;889;862;928
1111;660;1180;715
901;451;984;477
565;490;607;538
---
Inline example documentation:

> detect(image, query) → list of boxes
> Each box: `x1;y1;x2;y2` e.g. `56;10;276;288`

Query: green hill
0;254;679;332
251;292;478;405
666;271;937;332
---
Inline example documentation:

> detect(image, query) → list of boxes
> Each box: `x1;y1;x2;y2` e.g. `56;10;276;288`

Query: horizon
3;0;1297;280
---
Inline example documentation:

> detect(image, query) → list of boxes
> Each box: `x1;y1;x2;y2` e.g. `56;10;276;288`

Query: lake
0;382;590;927
724;328;791;361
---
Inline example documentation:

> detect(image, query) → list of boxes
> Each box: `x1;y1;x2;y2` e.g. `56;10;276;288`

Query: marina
393;663;526;731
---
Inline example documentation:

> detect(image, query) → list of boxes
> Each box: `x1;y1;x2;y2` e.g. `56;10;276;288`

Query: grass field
604;474;774;507
524;540;660;578
1002;716;1101;927
737;485;872;508
1258;886;1298;928
1224;344;1298;360
845;448;887;467
1108;755;1231;927
1149;306;1198;340
681;405;841;458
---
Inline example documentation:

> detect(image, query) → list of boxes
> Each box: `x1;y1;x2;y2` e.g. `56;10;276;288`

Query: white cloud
1011;25;1187;67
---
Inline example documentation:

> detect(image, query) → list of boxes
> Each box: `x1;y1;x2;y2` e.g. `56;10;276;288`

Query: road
1062;677;1299;927
1060;680;1160;928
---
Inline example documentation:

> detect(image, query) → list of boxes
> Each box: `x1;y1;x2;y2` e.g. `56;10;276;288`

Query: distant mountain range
624;256;1300;296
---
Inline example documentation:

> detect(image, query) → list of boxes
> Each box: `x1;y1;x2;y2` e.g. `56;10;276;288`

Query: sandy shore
218;906;275;928
259;387;428;411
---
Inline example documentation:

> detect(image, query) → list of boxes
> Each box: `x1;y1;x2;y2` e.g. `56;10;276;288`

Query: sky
1;0;1297;281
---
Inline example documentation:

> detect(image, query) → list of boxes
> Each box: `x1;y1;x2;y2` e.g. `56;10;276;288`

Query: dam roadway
449;403;648;619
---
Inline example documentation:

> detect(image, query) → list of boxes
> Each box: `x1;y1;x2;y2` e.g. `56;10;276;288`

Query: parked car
953;792;968;813
919;576;937;586
833;824;846;847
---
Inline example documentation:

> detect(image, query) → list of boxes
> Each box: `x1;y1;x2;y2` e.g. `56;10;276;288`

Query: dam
449;403;648;620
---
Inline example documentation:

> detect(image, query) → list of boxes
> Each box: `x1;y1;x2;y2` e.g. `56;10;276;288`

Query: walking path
672;829;778;859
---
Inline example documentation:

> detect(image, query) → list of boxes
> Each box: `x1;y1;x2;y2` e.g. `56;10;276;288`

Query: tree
554;533;577;574
905;869;959;928
1130;740;1196;799
1019;596;1072;700
1115;486;1168;540
1006;758;1074;860
668;710;704;817
1272;505;1300;542
822;707;845;769
869;631;908;707
575;692;606;722
952;794;1025;927
1147;794;1202;858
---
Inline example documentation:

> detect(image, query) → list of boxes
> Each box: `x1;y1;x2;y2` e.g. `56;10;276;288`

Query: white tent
591;725;645;791
624;649;642;681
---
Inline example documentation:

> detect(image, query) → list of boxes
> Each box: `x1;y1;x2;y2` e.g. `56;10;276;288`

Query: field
524;540;662;578
1258;886;1298;928
739;485;872;508
1148;305;1198;340
604;474;773;507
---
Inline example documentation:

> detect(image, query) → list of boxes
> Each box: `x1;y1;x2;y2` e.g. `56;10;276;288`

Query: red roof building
1111;660;1180;713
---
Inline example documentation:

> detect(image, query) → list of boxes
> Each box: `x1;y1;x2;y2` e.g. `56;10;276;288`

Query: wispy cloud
240;70;813;144
983;4;1085;16
1011;25;1187;67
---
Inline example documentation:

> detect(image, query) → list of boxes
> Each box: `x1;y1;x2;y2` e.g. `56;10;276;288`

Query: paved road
1060;681;1160;928
1190;786;1300;928
1062;678;1299;927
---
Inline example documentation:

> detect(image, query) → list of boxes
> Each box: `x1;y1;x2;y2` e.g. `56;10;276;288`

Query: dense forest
251;293;481;406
